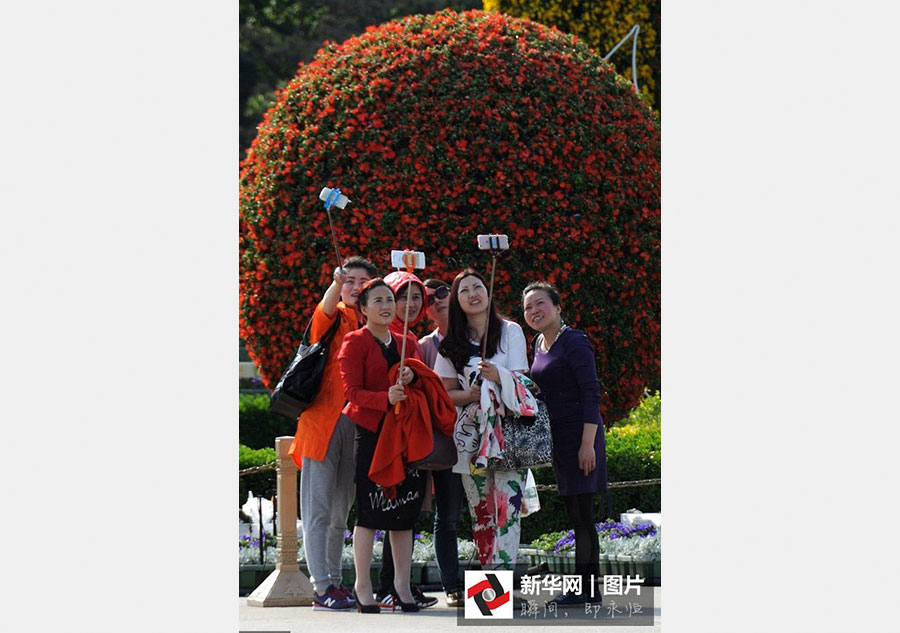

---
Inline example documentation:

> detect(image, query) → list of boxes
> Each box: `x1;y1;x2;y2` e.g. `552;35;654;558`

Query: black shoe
352;588;381;614
391;585;422;612
393;597;421;612
411;585;438;609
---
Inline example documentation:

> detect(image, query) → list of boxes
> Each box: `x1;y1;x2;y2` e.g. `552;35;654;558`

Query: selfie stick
319;186;350;272
477;235;510;361
391;249;426;412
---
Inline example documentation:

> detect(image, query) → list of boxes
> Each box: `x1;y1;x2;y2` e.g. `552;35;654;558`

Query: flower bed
522;519;661;585
240;521;660;594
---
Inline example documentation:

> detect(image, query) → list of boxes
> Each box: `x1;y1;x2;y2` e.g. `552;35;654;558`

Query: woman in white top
433;269;529;568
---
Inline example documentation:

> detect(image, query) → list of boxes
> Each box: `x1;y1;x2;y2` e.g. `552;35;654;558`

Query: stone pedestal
247;436;315;607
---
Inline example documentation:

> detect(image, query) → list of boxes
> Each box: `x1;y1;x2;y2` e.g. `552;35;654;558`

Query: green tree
240;0;482;159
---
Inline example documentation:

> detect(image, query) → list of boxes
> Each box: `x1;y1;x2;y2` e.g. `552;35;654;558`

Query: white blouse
434;319;529;386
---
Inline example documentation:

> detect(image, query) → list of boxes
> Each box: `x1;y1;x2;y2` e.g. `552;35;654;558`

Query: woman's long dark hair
438;269;505;374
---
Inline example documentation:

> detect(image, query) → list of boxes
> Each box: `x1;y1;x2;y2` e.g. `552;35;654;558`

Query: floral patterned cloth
461;468;528;567
451;367;538;473
451;365;536;567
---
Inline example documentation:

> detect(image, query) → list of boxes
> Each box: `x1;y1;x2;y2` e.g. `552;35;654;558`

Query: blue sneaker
336;585;356;605
312;584;355;610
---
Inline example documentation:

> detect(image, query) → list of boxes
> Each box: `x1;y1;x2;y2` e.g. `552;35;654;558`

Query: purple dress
530;327;607;496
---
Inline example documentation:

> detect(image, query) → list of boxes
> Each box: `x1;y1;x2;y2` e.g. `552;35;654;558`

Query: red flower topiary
240;9;659;424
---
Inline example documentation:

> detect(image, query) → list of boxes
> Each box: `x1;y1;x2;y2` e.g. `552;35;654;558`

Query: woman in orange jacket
287;255;377;611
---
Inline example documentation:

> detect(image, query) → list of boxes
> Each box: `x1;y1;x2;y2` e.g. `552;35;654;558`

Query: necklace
370;328;392;346
541;323;568;352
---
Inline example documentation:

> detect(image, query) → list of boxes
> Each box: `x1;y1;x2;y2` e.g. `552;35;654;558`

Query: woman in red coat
338;278;424;613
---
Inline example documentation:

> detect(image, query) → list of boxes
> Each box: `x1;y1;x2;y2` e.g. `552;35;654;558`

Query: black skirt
354;419;427;530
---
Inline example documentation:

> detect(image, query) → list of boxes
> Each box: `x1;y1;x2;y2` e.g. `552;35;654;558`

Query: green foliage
484;0;661;115
239;393;296;450
239;444;276;467
529;530;569;551
238;394;293;505
239;444;277;506
613;389;660;428
240;0;483;158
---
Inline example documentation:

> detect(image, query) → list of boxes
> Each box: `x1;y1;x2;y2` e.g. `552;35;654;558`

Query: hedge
240;393;297;450
483;0;660;114
238;391;660;541
239;444;278;507
239;8;660;427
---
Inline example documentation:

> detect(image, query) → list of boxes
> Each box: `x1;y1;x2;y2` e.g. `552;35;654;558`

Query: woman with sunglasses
434;269;530;570
419;279;450;368
419;278;466;605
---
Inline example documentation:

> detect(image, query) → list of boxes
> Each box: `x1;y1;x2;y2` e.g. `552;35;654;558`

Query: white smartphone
477;234;510;250
319;186;350;209
390;250;426;269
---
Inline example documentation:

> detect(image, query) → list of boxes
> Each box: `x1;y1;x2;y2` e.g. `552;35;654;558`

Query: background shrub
483;0;660;114
239;9;660;426
239;393;297;450
239;444;278;506
240;0;483;160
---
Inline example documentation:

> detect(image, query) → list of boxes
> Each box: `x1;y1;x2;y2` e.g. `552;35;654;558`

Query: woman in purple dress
522;281;607;606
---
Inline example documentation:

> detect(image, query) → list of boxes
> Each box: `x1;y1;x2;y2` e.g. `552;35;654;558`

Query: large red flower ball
240;9;659;424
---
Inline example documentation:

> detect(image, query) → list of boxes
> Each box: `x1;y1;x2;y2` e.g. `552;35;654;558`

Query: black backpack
269;314;342;420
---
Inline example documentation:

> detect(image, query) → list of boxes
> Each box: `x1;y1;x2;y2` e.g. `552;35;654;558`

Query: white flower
373;540;384;562
457;539;477;560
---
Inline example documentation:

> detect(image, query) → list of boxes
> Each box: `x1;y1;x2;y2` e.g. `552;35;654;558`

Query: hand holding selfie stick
390;249;426;412
319;187;351;273
477;235;510;361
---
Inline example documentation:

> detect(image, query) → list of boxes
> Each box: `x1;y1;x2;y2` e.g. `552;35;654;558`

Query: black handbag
269;314;342;420
487;400;553;470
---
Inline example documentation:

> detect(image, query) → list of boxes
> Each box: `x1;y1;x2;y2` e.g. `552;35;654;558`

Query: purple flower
554;530;576;553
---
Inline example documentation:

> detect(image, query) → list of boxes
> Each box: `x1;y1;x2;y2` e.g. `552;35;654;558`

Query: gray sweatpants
300;414;356;593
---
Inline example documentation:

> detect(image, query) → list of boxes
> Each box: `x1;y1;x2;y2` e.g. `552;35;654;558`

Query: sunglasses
426;286;450;306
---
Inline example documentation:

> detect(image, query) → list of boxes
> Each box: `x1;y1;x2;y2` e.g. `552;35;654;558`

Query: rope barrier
239;462;277;476
535;477;660;492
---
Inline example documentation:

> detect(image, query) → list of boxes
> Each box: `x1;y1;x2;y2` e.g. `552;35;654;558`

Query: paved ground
239;587;661;632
